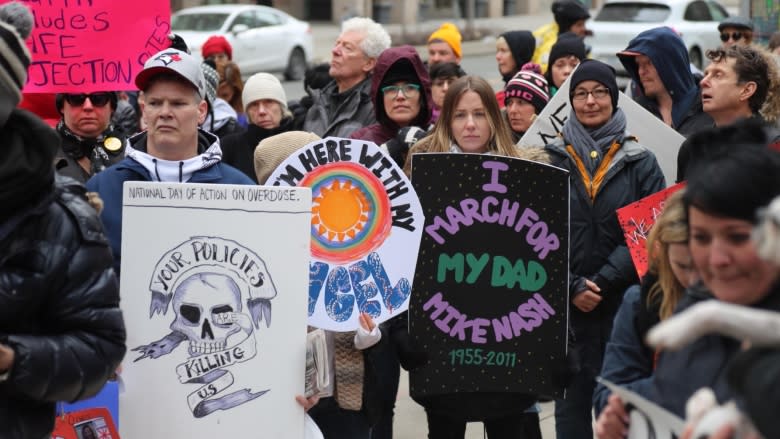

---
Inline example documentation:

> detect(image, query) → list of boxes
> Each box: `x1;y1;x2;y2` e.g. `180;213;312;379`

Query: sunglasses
720;31;743;42
64;93;113;107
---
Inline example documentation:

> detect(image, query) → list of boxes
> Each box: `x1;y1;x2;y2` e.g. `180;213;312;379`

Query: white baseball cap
135;49;206;99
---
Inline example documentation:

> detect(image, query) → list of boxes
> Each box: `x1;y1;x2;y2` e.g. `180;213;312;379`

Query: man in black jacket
0;3;126;437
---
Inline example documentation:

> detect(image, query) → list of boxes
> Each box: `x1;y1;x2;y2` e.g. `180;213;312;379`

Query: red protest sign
51;407;119;439
617;183;685;278
13;0;170;93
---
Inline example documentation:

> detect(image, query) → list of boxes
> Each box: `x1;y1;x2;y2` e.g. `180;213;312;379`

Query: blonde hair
646;190;688;320
404;76;517;175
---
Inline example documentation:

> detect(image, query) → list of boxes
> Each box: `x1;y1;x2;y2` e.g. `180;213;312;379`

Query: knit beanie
242;72;288;113
504;63;550;114
381;59;419;88
499;31;536;81
428;22;462;59
0;1;32;126
254;131;321;184
552;0;590;33
569;59;619;110
548;32;587;68
201;35;232;60
201;62;219;103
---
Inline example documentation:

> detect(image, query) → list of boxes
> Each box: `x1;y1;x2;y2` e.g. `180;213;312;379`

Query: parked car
586;0;729;75
171;4;313;80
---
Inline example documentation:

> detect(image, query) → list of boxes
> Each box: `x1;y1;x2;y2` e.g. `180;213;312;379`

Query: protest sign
617;183;686;278
58;381;119;429
518;73;685;186
119;182;310;438
52;407;119;439
12;0;171;93
266;137;425;332
408;153;569;398
598;378;685;439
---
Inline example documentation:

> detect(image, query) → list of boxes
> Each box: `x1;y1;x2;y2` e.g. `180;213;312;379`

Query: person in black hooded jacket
0;3;126;438
495;30;536;109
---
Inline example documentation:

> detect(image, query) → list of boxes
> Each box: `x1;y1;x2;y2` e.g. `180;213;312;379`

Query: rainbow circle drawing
301;162;392;264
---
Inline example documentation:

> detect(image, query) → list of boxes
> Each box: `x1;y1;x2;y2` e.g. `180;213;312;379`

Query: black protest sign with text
409;153;569;399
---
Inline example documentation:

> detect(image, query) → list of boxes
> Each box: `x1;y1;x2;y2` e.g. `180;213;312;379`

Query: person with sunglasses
717;16;754;48
54;90;126;184
544;59;665;439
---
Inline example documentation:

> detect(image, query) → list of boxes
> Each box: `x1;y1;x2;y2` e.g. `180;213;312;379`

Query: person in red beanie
201;35;232;68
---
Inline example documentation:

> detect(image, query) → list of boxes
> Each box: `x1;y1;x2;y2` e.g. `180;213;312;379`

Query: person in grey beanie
0;3;126;437
221;72;295;182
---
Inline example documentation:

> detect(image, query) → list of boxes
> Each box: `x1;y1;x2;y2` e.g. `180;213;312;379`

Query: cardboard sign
517;72;685;186
119;183;311;438
13;0;171;92
409;153;569;399
266;137;425;332
598;378;685;439
617;183;685;278
51;407;119;439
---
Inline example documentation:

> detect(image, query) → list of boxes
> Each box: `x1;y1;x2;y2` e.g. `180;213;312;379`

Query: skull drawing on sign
171;273;244;356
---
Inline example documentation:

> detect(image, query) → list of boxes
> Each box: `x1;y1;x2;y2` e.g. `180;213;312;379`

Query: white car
171;4;314;80
586;0;729;74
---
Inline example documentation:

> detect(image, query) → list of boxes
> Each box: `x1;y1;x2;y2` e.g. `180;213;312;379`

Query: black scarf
0;110;57;225
56;119;121;176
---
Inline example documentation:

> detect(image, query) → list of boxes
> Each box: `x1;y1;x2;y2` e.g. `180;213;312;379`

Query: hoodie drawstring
179;161;184;183
153;158;162;182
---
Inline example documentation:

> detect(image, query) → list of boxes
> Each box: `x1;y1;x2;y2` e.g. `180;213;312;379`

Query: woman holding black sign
543;59;666;439
403;75;545;439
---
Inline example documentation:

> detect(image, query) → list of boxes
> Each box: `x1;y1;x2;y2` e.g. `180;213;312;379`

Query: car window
171;13;229;32
232;11;261;29
684;1;712;21
595;3;671;22
706;1;728;21
256;10;282;26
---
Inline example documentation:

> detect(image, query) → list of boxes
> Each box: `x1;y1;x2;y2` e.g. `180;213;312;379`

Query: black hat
569;59;618;111
552;0;590;33
718;16;754;32
381;59;419;88
499;30;536;81
548;32;587;68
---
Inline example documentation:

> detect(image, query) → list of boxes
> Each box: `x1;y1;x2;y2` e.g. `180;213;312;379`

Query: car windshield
171;13;229;31
595;3;671;22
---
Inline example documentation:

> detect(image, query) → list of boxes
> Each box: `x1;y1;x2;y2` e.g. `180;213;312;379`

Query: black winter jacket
221;116;294;183
545;136;666;322
0;176;126;439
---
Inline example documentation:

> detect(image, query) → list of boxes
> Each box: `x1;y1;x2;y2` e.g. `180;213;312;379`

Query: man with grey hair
303;17;391;138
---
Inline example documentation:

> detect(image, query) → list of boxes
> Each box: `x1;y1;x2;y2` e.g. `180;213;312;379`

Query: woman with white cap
221;72;294;182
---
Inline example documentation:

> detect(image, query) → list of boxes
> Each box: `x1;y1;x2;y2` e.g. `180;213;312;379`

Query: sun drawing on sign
312;179;369;242
301;162;392;264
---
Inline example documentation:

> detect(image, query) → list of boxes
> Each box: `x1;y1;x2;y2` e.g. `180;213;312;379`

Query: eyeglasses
571;87;610;101
381;83;421;98
64;93;113;107
720;31;743;42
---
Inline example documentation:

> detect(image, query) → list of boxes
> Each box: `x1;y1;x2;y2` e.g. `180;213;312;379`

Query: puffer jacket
0;175;126;439
350;45;433;146
303;76;375;138
545;135;666;321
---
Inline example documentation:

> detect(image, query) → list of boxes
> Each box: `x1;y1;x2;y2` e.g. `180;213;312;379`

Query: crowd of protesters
5;0;780;437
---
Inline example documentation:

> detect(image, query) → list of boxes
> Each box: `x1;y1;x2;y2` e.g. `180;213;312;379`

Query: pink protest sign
617;183;685;278
13;0;170;93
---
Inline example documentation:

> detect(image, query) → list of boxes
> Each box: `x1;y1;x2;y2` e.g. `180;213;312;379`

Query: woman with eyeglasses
717;16;754;48
54;91;126;183
350;45;432;167
543;59;666;439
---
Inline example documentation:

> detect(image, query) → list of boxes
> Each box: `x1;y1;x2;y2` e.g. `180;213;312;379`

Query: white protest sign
266;137;425;332
119;182;311;439
518;73;685;186
599;378;686;439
